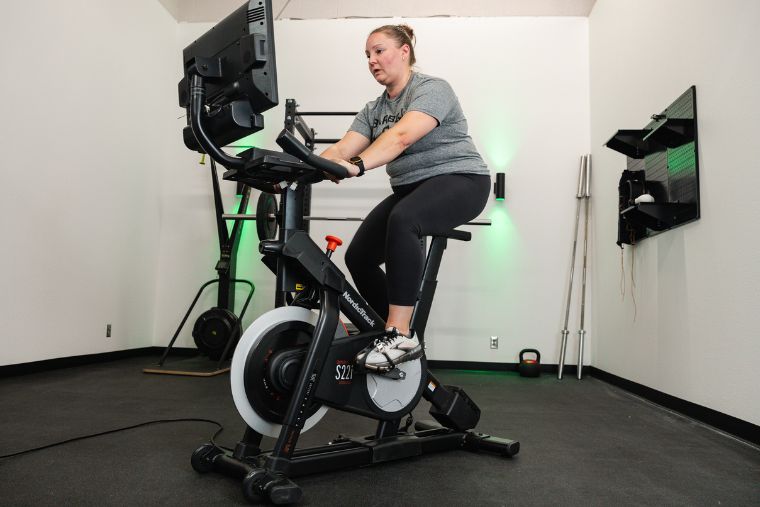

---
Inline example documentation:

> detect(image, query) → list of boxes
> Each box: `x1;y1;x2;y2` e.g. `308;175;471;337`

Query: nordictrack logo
342;291;375;327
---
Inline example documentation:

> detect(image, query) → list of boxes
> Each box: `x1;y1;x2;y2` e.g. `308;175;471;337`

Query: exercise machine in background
144;157;255;376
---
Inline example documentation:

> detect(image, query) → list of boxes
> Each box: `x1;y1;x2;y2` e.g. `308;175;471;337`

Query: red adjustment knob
325;235;343;253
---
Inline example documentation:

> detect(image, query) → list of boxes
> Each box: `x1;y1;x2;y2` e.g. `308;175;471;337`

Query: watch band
349;156;365;177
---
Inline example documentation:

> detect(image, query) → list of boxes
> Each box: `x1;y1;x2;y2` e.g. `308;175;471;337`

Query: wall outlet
106;324;112;338
490;336;498;349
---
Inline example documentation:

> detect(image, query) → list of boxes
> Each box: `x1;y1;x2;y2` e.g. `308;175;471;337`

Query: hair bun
397;24;414;40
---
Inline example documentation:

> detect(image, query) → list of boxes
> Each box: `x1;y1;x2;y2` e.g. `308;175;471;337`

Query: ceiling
159;0;598;22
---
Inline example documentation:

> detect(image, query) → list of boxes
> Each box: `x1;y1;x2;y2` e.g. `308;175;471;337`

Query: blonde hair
369;24;417;66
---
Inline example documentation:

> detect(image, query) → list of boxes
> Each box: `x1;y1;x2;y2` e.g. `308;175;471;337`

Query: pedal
358;347;424;376
379;368;406;380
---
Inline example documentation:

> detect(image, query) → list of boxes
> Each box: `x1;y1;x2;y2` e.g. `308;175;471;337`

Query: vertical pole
410;236;446;343
558;155;586;379
577;155;591;380
210;159;234;310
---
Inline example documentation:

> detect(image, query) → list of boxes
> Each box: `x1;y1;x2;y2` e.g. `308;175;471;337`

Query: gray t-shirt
349;72;489;186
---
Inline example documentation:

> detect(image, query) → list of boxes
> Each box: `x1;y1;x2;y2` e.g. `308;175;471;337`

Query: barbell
226;193;491;242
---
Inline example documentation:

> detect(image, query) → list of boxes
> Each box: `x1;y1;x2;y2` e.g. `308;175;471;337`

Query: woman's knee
344;241;377;277
344;242;361;273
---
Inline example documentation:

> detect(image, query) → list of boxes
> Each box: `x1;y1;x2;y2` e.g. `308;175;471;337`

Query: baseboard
0;355;579;377
0;346;202;378
428;361;758;446
4;350;757;446
427;360;587;375
428;360;513;371
589;367;760;446
0;347;160;378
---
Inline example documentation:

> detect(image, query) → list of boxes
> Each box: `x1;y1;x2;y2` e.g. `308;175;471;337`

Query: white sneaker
356;328;423;372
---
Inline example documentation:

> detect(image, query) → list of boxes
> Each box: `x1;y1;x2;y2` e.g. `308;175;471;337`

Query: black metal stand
146;158;255;374
153;278;254;369
193;422;518;504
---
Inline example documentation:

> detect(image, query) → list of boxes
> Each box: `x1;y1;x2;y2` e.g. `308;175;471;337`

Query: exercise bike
189;129;520;504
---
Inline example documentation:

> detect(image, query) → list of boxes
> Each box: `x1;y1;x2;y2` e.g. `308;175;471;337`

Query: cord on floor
0;418;228;459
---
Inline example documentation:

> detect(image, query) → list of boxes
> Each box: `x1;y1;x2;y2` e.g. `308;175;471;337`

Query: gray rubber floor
1;355;758;506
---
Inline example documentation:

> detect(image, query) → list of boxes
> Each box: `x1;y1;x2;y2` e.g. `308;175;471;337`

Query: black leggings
345;173;491;321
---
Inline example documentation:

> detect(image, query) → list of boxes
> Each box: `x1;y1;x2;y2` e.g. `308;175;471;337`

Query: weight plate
193;307;241;360
256;193;278;241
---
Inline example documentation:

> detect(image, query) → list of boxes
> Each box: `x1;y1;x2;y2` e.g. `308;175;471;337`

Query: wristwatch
349;156;366;177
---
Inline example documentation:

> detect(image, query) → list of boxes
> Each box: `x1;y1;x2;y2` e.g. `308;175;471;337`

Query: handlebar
276;130;349;180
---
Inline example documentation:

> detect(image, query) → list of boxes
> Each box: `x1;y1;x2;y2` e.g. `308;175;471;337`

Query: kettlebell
518;349;541;377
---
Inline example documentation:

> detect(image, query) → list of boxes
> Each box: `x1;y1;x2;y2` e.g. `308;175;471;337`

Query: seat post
409;236;448;342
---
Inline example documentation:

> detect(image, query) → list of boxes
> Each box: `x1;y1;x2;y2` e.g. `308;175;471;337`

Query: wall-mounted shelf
608;86;700;246
643;118;694;148
605;129;663;159
620;202;697;231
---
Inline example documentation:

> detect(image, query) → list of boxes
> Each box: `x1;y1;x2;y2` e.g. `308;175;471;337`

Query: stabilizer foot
243;469;302;505
191;443;224;473
464;432;520;457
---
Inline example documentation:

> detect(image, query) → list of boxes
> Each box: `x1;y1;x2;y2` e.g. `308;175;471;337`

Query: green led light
459;370;513;376
478;116;520;169
230;130;264;156
483;204;522;274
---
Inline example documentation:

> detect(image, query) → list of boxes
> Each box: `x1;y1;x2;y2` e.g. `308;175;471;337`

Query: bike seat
433;229;471;242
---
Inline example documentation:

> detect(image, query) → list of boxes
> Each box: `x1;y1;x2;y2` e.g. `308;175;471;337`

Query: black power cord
0;418;228;459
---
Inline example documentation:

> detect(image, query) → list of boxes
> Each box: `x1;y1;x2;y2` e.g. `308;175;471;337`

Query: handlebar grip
276;129;349;179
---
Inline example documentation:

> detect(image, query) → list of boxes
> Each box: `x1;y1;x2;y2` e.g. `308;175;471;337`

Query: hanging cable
630;242;637;321
620;246;626;299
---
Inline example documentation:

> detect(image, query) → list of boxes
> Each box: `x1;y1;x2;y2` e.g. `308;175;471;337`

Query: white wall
589;0;760;425
3;0;756;428
0;0;178;364
156;17;591;367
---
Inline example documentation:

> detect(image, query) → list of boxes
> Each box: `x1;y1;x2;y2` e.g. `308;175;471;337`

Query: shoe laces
373;329;405;351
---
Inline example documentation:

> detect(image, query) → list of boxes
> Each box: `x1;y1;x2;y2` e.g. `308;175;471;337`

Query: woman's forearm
357;129;409;170
320;144;345;160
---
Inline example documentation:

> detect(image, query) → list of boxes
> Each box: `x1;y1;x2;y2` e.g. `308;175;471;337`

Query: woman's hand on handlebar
337;159;361;177
325;158;359;183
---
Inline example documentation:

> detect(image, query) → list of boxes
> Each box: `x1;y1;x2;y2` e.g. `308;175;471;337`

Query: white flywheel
231;306;336;438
